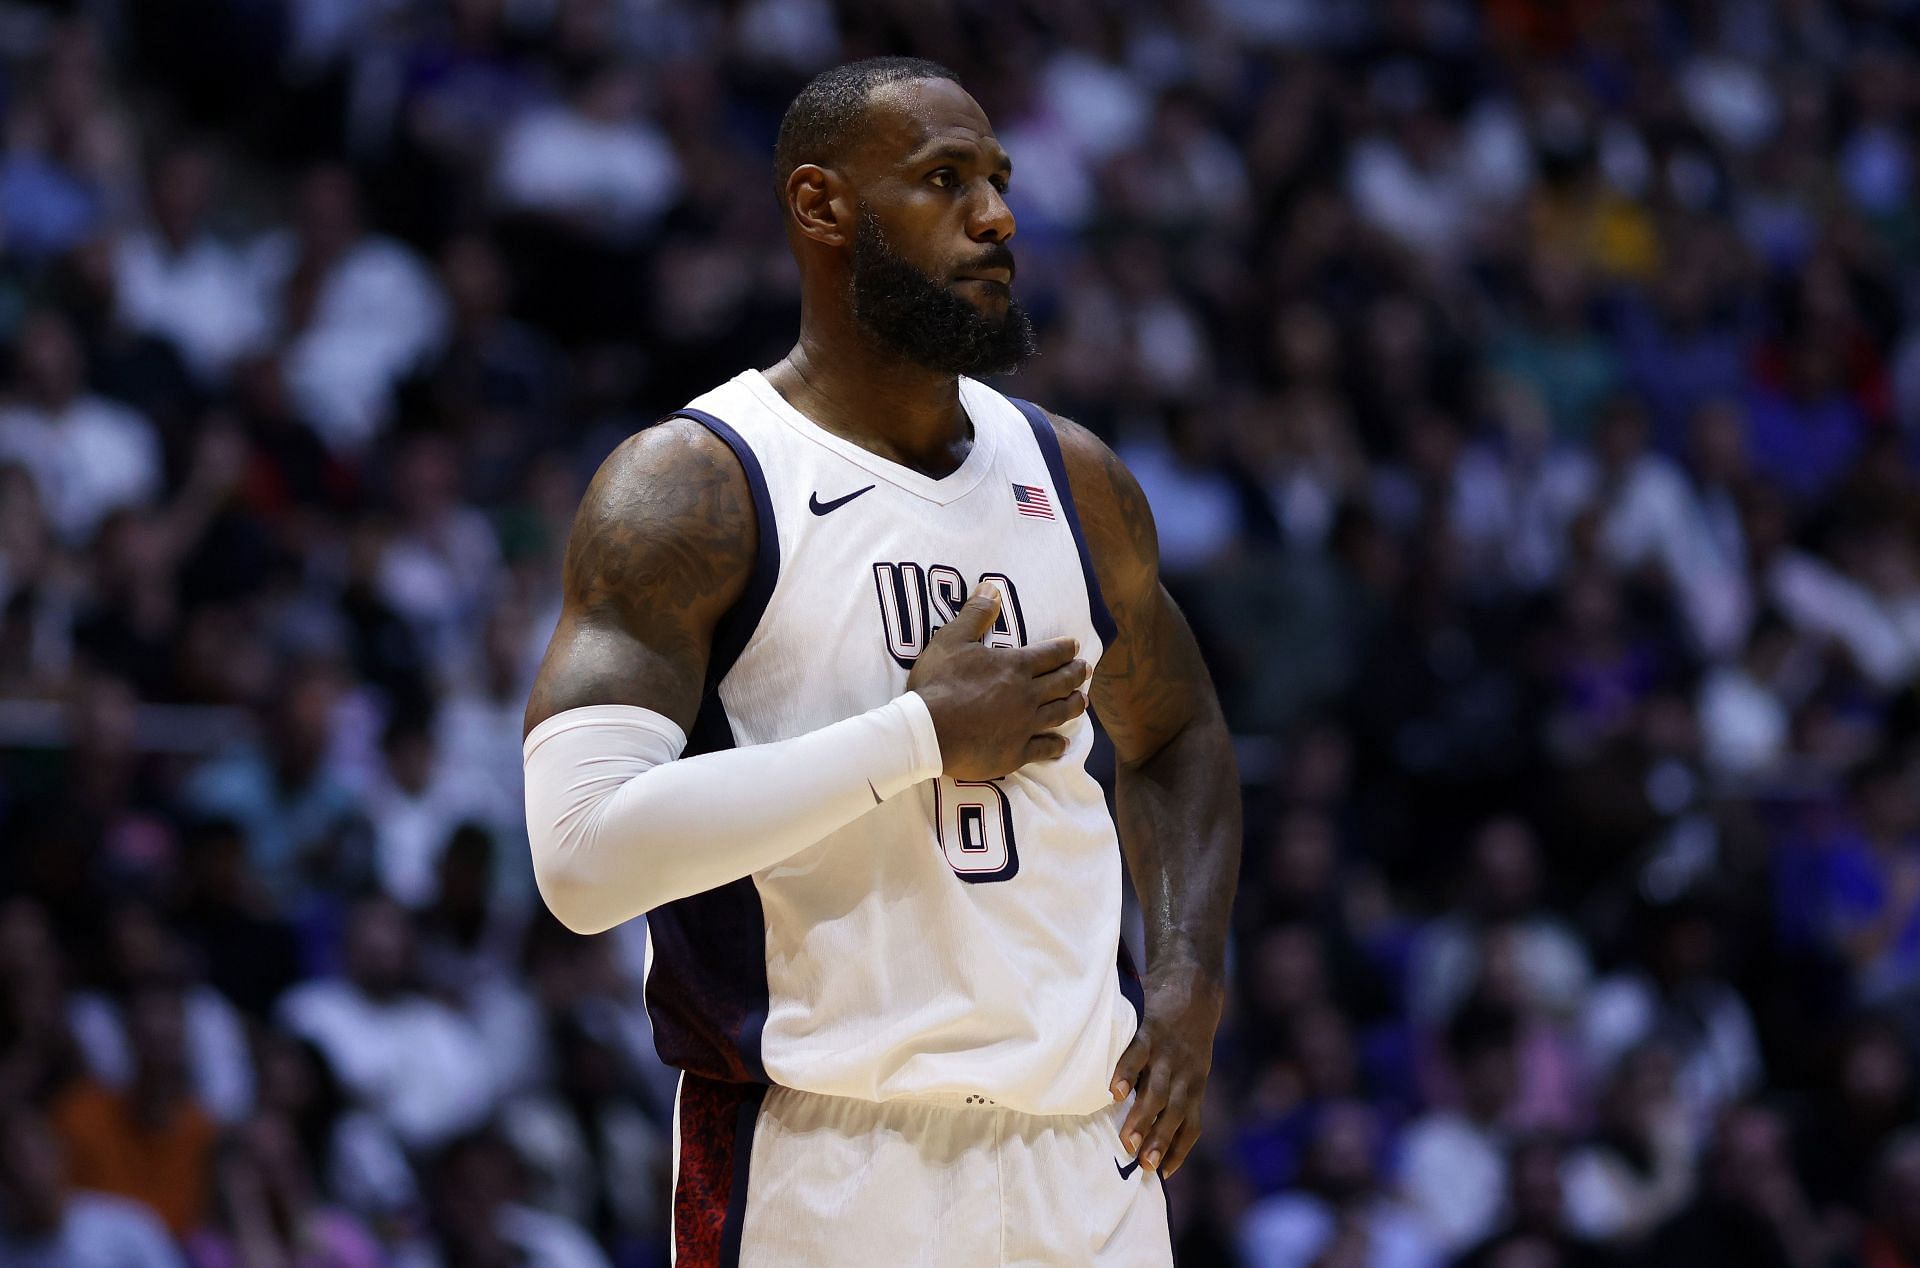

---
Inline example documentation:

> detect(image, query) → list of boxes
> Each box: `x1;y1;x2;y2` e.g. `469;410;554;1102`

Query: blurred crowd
3;0;1920;1265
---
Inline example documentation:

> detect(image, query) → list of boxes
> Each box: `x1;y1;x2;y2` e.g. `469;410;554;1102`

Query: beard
849;203;1037;378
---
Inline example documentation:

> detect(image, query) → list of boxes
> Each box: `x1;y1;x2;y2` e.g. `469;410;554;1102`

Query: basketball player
523;58;1239;1267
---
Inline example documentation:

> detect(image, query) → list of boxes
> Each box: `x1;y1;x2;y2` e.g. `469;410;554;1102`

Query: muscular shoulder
562;417;758;629
525;418;757;732
1043;409;1158;607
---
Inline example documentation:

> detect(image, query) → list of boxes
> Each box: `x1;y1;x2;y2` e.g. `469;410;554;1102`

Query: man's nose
969;181;1015;243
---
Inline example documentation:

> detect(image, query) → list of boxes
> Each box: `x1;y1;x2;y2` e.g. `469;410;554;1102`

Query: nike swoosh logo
809;485;876;515
1115;1157;1141;1180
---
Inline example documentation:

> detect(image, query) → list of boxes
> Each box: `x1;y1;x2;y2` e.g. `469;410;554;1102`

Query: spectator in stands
428;1129;610;1268
185;1113;382;1268
1409;816;1592;1025
417;824;526;1001
1457;1134;1621;1268
0;1100;182;1268
1613;252;1750;455
167;819;302;1018
500;1011;668;1258
1645;1102;1836;1268
1564;1042;1699;1247
251;1030;420;1234
1234;999;1369;1196
373;431;503;682
1582;897;1763;1134
113;141;270;385
366;711;497;908
415;234;563;500
1798;1015;1919;1226
0;899;85;1106
248;164;446;451
491;59;681;244
1399;999;1524;1253
0;24;136;265
1471;922;1589;1132
1697;609;1797;781
434;595;541;851
48;983;218;1236
1240;1099;1439;1268
277;896;496;1151
1489;251;1621;443
66;902;253;1125
1590;397;1750;657
1744;267;1879;503
419;826;544;1101
1810;752;1920;1006
0;310;161;546
182;660;368;907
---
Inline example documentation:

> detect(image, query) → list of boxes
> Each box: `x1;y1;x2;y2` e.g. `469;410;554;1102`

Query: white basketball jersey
641;369;1140;1118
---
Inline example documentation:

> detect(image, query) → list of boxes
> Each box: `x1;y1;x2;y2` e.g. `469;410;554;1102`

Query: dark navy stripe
672;1075;763;1266
666;408;779;684
1009;399;1118;647
718;1084;768;1268
643;409;777;1087
644;694;771;1084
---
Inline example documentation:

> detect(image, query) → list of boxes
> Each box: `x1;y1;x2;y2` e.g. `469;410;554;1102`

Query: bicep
1095;584;1219;766
1052;414;1218;766
526;606;708;735
524;421;756;737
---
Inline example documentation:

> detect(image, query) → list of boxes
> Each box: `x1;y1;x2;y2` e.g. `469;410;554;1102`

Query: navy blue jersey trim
645;410;775;1087
719;1084;767;1267
666;408;779;685
1009;399;1119;647
645;695;772;1084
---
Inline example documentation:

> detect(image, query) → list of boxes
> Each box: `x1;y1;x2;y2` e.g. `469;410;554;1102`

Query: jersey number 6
933;777;1020;883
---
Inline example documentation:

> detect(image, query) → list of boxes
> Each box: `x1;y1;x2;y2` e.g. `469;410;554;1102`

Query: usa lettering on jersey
870;561;1030;883
871;563;1029;668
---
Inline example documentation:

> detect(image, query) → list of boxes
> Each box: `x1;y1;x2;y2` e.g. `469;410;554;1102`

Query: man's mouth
955;267;1013;287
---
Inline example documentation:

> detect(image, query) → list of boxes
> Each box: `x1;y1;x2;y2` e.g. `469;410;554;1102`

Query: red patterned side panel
675;1074;764;1268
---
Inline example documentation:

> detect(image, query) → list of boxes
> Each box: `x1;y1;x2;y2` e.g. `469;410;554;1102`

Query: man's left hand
1109;963;1224;1179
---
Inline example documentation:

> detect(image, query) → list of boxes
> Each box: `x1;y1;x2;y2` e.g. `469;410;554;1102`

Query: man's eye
990;176;1010;194
929;169;956;188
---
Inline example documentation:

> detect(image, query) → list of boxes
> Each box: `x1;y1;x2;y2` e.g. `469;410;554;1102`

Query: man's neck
765;319;973;479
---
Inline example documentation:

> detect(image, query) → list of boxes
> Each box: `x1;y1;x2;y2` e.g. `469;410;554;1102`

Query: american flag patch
1012;483;1055;520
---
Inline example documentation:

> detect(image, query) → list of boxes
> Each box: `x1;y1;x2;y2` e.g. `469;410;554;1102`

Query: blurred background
2;0;1920;1265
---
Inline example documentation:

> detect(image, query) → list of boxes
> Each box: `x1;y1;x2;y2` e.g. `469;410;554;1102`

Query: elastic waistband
766;1083;1119;1123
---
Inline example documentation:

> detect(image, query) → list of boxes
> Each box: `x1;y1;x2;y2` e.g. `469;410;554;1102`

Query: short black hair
773;56;960;202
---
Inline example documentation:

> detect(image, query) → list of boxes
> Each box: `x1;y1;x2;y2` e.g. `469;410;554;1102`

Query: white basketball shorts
670;1074;1174;1267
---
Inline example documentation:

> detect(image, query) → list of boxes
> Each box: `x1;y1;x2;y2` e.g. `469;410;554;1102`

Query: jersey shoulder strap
1003;397;1118;647
661;406;781;686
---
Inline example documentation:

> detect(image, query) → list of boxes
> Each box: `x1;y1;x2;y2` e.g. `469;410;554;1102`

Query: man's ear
785;163;854;247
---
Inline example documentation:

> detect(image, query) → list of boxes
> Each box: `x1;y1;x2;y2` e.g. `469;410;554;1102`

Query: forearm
1114;705;1240;982
524;693;942;933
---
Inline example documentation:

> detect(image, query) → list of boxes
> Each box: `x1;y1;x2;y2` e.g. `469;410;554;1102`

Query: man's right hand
907;583;1090;780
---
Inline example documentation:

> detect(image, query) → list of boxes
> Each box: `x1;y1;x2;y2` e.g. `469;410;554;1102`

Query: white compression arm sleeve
523;692;943;934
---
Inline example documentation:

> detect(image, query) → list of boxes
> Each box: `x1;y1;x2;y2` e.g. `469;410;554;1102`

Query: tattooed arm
1051;412;1241;1180
522;420;1090;932
525;419;757;736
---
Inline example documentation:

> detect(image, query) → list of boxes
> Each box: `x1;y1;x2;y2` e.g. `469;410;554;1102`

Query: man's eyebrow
910;140;1014;173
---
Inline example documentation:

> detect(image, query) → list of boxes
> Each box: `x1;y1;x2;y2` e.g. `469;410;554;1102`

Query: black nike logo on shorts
1115;1157;1142;1180
809;485;876;515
